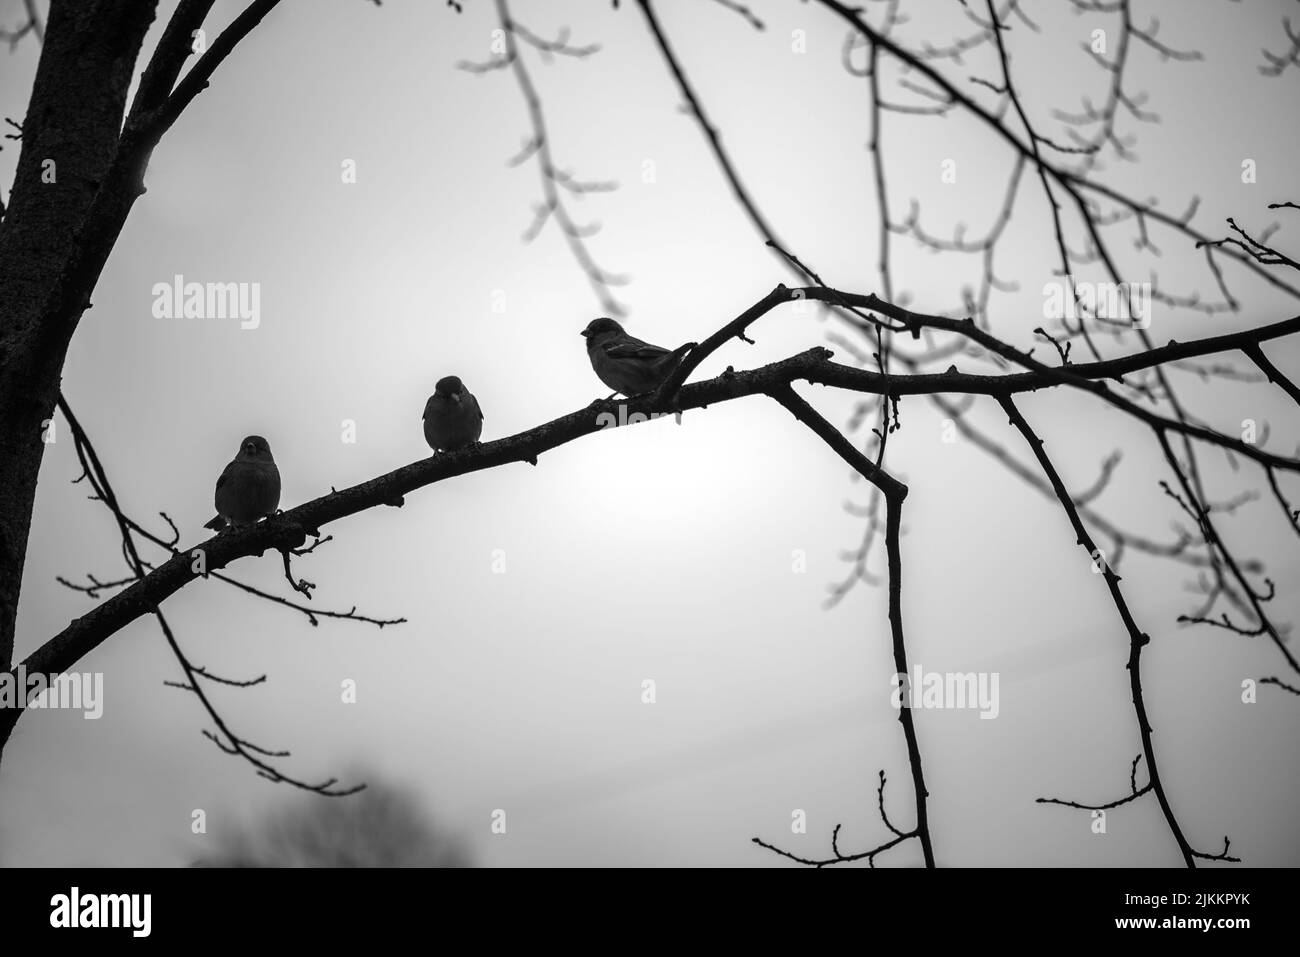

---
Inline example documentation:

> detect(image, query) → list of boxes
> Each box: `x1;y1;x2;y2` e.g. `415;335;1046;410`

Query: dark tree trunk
0;0;158;697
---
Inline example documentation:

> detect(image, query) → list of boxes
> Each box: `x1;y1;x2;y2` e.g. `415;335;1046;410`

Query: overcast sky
1;0;1297;867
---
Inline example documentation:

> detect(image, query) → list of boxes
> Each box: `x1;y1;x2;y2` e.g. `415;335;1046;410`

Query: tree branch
6;285;1298;761
766;384;933;867
998;394;1235;867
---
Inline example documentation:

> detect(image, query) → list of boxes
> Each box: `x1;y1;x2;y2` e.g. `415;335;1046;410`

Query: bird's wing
215;461;236;492
602;337;669;360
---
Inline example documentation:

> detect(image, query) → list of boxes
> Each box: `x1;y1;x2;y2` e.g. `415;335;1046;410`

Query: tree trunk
0;0;158;718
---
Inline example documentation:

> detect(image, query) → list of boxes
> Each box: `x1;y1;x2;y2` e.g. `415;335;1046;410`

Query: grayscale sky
0;0;1297;867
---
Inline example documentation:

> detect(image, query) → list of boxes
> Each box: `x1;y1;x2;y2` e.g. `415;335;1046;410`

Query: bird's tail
656;341;697;374
654;341;697;378
203;515;227;531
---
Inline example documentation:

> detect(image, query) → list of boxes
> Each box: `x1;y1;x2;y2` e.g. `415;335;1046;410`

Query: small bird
580;317;696;398
204;435;281;531
423;375;483;452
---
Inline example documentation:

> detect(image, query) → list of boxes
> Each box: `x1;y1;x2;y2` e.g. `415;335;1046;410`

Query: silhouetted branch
34;0;288;378
608;0;1291;866
1198;216;1300;272
816;0;1300;309
709;0;764;31
1244;343;1300;409
635;0;799;281
33;289;1296;732
459;0;627;315
280;549;316;599
767;384;933;866
1038;754;1153;811
753;770;918;867
1261;676;1300;697
752;825;914;868
1156;431;1295;674
1259;15;1300;77
49;395;372;795
0;0;42;48
926;393;1227;572
999;395;1234;867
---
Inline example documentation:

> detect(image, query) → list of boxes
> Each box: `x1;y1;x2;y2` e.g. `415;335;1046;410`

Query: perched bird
204;435;281;531
580;317;696;398
423;375;483;453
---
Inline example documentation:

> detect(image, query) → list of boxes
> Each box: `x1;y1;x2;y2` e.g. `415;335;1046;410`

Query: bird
204;435;281;531
580;317;696;398
423;375;483;453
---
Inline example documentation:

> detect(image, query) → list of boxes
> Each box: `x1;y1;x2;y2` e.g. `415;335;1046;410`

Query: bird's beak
579;330;588;337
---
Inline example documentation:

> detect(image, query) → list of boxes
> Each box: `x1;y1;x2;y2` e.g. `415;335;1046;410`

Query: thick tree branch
6;287;1300;739
127;0;217;121
34;0;284;374
1243;342;1300;409
140;0;282;140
